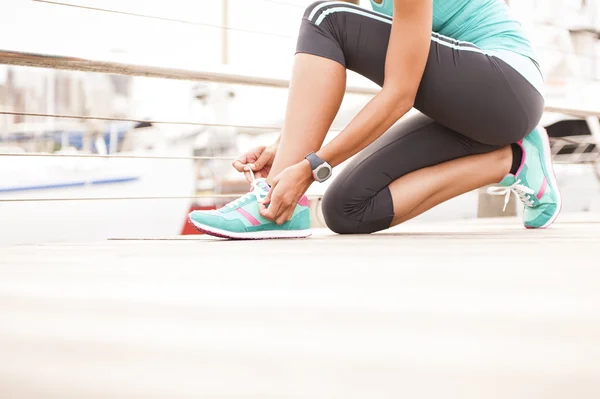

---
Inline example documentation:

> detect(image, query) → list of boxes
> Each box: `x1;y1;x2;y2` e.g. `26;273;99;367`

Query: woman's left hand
259;161;313;225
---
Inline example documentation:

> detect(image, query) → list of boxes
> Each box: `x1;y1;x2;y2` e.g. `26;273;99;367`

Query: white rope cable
0;153;235;161
0;111;343;132
0;194;324;202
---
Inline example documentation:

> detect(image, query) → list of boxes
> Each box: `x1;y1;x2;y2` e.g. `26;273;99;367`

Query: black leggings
296;1;545;234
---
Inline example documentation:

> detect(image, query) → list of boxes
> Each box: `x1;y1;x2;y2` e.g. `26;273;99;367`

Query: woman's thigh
415;38;544;146
297;1;545;145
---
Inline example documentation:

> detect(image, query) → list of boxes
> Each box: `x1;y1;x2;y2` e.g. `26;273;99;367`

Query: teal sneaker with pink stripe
487;127;562;229
189;178;311;239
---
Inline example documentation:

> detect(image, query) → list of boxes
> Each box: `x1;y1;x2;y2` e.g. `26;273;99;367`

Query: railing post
309;198;327;228
221;0;229;65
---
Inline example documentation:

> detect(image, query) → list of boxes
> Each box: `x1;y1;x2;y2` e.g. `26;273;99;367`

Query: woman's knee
321;185;394;235
321;190;358;235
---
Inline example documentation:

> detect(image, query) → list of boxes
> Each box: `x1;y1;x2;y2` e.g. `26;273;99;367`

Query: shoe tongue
255;179;271;193
498;174;517;187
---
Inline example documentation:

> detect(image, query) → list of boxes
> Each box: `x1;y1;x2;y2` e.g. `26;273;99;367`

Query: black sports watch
305;152;332;183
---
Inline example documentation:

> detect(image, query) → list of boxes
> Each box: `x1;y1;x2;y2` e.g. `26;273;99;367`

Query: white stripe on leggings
308;1;358;22
311;6;489;55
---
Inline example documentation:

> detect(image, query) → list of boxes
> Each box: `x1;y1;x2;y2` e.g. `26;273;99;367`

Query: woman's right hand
232;144;278;183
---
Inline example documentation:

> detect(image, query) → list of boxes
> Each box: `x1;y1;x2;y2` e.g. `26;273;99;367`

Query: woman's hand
232;144;278;183
259;161;313;225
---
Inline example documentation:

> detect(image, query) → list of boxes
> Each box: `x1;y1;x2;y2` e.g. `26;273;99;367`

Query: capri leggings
296;1;545;234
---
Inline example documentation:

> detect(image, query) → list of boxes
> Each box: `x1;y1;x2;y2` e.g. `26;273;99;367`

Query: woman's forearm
316;89;413;167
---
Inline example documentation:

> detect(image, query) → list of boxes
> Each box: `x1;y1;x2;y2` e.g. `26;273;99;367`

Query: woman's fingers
263;189;272;205
260;200;282;221
258;181;273;214
232;146;266;172
252;148;275;171
260;180;280;220
276;207;294;225
232;157;247;173
264;193;295;225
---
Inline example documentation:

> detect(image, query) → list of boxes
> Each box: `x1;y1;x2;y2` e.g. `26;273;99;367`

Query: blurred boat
0;122;196;246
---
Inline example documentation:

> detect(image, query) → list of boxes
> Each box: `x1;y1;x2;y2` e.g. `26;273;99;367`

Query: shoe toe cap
189;211;247;232
524;203;559;228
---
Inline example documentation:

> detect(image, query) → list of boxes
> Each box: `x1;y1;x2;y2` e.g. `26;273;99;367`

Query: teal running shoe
487;127;562;229
189;177;311;239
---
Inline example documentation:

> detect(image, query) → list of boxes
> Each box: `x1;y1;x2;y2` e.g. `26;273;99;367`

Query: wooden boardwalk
1;214;600;399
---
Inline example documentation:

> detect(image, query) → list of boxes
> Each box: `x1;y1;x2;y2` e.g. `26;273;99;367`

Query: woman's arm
315;0;432;168
259;0;433;224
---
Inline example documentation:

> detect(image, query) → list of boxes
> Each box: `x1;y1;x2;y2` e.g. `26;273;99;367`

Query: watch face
316;166;331;180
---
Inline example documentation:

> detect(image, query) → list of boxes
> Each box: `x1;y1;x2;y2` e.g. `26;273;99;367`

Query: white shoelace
487;179;535;211
224;169;268;209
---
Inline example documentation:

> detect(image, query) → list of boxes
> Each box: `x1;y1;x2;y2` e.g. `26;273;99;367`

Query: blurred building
0;66;132;132
511;0;600;105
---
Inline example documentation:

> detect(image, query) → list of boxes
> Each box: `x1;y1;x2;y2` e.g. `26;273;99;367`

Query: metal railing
2;49;600;134
2;48;600;119
2;47;600;203
0;50;381;96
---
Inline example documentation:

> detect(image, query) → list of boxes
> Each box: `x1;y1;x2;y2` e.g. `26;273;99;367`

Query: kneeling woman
190;0;560;239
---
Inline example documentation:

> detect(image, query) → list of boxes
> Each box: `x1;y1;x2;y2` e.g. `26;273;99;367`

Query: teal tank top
369;0;543;94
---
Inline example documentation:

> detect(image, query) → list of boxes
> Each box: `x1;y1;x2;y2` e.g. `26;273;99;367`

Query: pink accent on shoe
236;208;261;226
298;195;310;207
537;176;548;200
514;140;527;177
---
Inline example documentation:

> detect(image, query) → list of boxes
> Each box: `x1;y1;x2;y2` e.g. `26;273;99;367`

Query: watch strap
305;152;324;170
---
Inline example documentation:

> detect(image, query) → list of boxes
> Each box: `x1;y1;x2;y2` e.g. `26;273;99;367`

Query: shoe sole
189;217;312;240
526;127;562;229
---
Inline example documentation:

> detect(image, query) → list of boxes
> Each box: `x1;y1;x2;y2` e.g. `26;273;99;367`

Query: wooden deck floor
1;214;600;398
